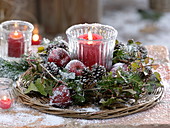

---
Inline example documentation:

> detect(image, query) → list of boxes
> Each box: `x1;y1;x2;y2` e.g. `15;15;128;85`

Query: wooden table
0;45;170;128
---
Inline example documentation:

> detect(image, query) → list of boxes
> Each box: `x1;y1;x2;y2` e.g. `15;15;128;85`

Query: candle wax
8;31;25;58
78;33;103;68
0;98;12;109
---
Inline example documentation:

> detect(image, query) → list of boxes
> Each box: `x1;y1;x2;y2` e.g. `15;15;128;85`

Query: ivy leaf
35;78;47;96
72;94;85;105
23;74;32;81
123;89;136;95
37;64;43;72
45;85;53;96
43;78;55;96
100;97;116;107
127;39;134;45
154;72;161;81
131;62;140;71
135;41;142;45
25;82;38;94
144;57;149;64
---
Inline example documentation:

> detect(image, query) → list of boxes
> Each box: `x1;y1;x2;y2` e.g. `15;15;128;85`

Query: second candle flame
87;31;93;44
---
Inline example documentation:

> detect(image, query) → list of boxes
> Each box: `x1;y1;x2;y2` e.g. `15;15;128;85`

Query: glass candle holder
66;23;118;70
0;20;34;60
0;78;14;110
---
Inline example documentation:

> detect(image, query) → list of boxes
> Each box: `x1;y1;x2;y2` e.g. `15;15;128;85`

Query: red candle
78;31;103;68
0;96;12;109
8;31;25;58
32;34;41;45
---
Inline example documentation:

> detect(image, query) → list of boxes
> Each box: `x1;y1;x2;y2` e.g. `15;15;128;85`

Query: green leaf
45;85;53;96
25;82;38;94
154;72;161;81
23;74;32;81
135;41;142;45
144;57;149;64
115;40;119;45
123;89;136;94
127;39;134;45
35;78;47;96
72;94;85;105
100;97;116;107
131;62;140;70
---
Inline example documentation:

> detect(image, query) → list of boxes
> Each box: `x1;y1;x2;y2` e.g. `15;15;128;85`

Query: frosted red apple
49;85;71;107
65;60;86;76
48;48;71;67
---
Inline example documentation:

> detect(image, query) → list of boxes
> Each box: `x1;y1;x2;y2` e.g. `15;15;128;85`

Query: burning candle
8;31;25;58
0;96;12;109
66;23;118;70
32;24;41;45
32;34;41;45
78;31;103;68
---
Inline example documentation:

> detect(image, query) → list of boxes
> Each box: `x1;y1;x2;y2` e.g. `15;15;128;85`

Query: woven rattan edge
14;72;164;119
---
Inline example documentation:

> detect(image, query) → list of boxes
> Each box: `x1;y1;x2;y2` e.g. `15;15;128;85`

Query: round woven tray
14;67;164;119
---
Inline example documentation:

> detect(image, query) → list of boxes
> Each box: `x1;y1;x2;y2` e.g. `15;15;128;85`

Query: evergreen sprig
0;57;30;81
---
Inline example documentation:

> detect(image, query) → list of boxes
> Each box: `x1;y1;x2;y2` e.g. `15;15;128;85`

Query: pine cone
92;64;106;81
43;62;59;76
138;46;148;59
81;64;106;89
81;67;96;89
46;41;68;54
39;53;48;63
46;44;58;54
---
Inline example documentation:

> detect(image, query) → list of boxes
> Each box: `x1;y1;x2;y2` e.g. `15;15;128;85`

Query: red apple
48;48;71;67
65;60;86;76
49;85;71;107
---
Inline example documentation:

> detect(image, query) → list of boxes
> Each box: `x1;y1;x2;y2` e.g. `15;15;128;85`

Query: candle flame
33;24;39;34
87;31;93;44
32;34;40;41
14;31;19;36
88;31;93;40
3;96;7;100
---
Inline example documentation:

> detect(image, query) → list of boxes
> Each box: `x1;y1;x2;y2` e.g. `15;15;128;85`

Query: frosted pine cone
46;41;68;54
81;67;96;89
92;64;106;81
43;62;59;76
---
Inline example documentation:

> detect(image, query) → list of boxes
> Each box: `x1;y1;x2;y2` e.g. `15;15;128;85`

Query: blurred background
0;0;170;49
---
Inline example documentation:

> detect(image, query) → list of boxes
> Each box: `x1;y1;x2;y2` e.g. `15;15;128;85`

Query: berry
49;85;71;107
110;63;128;77
65;60;85;76
48;48;71;67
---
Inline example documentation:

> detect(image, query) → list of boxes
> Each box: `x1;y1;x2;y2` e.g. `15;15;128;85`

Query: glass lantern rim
0;20;34;33
66;23;118;42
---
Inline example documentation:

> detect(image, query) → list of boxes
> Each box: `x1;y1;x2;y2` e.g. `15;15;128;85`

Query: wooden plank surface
40;0;102;35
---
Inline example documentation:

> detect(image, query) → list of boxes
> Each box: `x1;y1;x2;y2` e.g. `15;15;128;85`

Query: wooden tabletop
0;45;170;128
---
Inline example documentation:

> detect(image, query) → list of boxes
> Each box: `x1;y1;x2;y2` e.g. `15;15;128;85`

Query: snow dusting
0;103;65;127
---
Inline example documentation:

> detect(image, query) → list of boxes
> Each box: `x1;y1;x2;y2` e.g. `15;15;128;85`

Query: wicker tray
14;67;164;119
